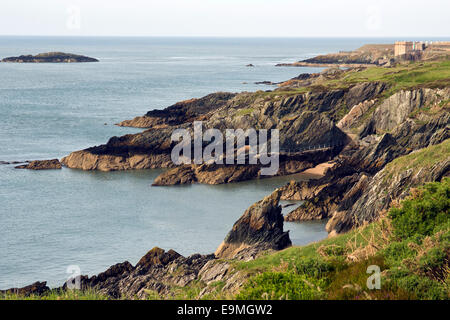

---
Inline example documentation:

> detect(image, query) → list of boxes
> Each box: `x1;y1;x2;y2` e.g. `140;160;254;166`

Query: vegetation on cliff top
235;176;449;300
383;138;450;183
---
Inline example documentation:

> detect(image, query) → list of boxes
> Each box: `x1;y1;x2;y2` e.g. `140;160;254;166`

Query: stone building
394;41;425;57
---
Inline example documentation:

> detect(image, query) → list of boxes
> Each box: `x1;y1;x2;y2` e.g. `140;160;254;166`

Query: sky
0;0;449;37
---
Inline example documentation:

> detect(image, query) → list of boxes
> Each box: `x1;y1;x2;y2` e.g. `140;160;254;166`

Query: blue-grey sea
0;37;385;289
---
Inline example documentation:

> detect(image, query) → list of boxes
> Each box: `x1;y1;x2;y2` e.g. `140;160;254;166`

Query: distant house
394;41;425;57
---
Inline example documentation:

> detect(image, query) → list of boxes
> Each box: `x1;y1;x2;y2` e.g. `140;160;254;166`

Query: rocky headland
4;48;450;301
276;44;395;68
61;55;449;235
1;52;99;63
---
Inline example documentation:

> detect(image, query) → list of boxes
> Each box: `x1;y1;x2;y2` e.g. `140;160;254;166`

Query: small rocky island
1;52;99;63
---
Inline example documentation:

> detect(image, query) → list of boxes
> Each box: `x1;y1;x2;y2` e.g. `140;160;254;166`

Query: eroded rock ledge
15;159;62;170
117;92;236;128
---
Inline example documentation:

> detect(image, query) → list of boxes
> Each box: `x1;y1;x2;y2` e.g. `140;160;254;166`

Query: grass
271;58;450;99
4;178;448;300
234;177;450;300
340;59;450;96
1;289;110;300
383;138;450;183
235;107;255;116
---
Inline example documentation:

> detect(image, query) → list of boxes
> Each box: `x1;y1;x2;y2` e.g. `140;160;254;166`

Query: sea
0;36;390;289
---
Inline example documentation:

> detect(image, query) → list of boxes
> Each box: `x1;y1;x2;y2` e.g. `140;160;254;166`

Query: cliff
61;58;450;232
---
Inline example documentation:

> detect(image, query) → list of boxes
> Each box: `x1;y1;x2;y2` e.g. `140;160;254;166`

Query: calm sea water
0;37;377;289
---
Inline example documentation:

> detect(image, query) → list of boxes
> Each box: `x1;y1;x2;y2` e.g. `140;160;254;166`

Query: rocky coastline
4;47;449;299
1;187;291;298
60;54;449;232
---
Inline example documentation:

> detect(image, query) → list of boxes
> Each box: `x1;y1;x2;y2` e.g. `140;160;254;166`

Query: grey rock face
215;189;291;259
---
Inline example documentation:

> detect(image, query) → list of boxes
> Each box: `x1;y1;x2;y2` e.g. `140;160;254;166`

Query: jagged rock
15;159;62;170
279;180;303;201
64;80;382;178
1;281;50;296
137;247;181;269
215;189;291;259
337;99;377;130
152;150;333;186
361;88;450;135
327;146;450;235
152;165;197;185
197;260;249;298
57;247;214;299
117;92;236;128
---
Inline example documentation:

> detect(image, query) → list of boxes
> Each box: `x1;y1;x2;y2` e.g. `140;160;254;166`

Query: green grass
234;177;450;300
1;289;110;300
383;139;450;183
235;107;255;116
389;177;450;239
274;59;450;98
340;59;450;95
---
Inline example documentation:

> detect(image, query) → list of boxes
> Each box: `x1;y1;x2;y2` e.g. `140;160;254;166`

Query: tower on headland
394;41;426;61
394;41;425;57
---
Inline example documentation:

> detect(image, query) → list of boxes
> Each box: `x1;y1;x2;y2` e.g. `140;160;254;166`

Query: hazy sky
1;0;448;37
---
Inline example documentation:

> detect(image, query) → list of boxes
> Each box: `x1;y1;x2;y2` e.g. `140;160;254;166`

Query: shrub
381;240;416;267
396;274;447;300
293;257;335;279
236;272;324;300
389;178;450;239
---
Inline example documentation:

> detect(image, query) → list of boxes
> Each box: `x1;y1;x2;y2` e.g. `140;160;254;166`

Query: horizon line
1;34;450;39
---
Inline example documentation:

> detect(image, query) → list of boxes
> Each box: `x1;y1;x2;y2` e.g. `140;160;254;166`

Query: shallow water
0;37;375;288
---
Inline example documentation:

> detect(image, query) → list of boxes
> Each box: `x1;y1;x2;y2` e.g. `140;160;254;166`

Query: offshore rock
15;159;62;170
215;189;291;259
1;52;98;63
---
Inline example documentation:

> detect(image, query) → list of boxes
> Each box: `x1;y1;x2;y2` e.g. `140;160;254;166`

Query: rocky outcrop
284;86;449;225
64;82;363;179
117;92;236;128
61;128;175;171
276;44;395;67
361;88;450;135
327;140;450;235
0;281;50;296
215;189;291;259
60;247;214;299
15;159;62;170
283;166;363;222
136;247;181;269
337;99;377;130
151;150;333;186
1;52;98;63
11;190;293;299
61;149;173;171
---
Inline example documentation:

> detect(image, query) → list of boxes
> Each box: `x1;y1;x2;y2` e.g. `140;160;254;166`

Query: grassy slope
234;140;449;300
251;58;450;128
